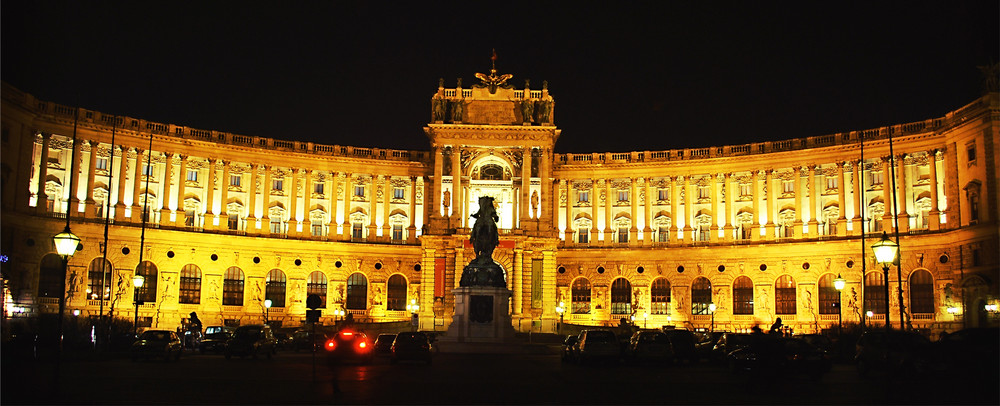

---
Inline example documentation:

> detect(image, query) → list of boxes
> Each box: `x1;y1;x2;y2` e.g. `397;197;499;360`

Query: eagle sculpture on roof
474;49;514;94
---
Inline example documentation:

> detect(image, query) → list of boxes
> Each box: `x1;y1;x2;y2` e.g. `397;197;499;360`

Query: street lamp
834;274;846;335
264;299;272;325
708;302;717;333
53;226;80;383
555;301;565;334
871;232;899;330
132;274;145;336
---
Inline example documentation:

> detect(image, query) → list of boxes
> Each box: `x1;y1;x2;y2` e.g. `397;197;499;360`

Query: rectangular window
273;179;283;191
228;215;239;231
96;157;108;171
578;228;589;244
312;224;324;237
230;175;241;187
698;225;710;241
142;164;153;176
967;143;976;163
618;227;628;243
782;180;794;194
578;191;589;203
352;222;363;239
270;221;283;234
740;183;752;197
392;224;403;241
315;183;324;195
618;190;629;202
871;171;883;186
698;187;710;199
658;189;669;201
827;177;838;190
354;185;365;198
186;170;198;182
658;226;669;242
184;210;195;227
393;187;405;200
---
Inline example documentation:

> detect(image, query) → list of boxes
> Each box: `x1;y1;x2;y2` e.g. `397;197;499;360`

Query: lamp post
264;299;272;325
53;226;80;385
834;274;846;335
708;302;717;333
871;232;899;330
132;274;145;336
555;301;565;334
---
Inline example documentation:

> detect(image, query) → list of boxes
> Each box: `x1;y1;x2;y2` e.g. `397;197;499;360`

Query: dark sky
3;1;997;154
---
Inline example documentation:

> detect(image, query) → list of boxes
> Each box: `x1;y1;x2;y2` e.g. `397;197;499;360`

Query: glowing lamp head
871;232;899;267
708;303;717;313
53;227;81;258
264;299;272;309
133;274;145;288
866;310;874;318
833;274;846;291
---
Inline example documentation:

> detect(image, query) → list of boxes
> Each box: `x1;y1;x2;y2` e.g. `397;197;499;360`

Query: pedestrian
769;317;783;336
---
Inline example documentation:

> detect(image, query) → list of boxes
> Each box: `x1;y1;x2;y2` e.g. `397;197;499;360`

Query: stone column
710;174;720;242
895;154;909;233
246;164;258;233
629;177;639;245
83;140;99;218
175;156;188;227
513;248;523;316
541;147;552;227
520;146;531;227
670;176;680;243
604;178;613;245
807;165;820;237
881;157;893;232
35;133;52;214
114;146;130;221
407;176;418;243
564;180;574;243
765;169;776;240
432;146;443;218
851;161;863;235
751;171;761;241
68;137;85;217
683;176;693;243
792;166;803;238
382;175;391;239
368;177;379;240
552;177;561;233
643;177;653;245
927;150;941;230
205;159;217;229
453;248;463;290
220;161;232;230
303;170;313;236
342;173;353;239
837;162;848;236
590;179;599;244
451;147;462;223
131;149;144;221
723;173;734;242
159;153;173;226
542;250;556;321
328;172;340;236
261;165;272;234
287;169;299;235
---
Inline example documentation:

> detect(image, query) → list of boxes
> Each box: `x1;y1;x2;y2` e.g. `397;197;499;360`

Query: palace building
1;71;998;336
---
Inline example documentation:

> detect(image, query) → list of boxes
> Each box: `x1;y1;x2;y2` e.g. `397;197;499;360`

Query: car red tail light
325;340;336;351
357;341;369;352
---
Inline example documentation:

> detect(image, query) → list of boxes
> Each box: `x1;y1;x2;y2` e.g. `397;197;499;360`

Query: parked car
627;330;674;364
199;331;231;354
373;333;397;356
711;333;755;362
727;335;831;380
324;329;373;365
390;332;433;365
855;329;932;377
291;328;331;352
225;324;278;360
576;329;621;364
131;330;183;362
694;331;724;361
561;334;580;363
661;329;698;363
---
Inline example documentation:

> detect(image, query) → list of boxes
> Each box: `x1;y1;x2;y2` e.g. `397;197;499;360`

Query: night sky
2;1;997;154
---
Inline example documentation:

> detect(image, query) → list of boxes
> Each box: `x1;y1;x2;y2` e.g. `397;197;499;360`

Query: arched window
571;278;591;314
910;270;934;314
265;269;286;308
864;272;886;315
223;267;244;306
179;264;201;304
775;275;796;315
650;278;671;315
386;274;407;311
346;273;368;310
306;271;327;308
733;276;754;315
38;254;64;298
135;261;158;303
610;278;632;315
818;274;839;315
87;258;113;301
480;164;504;180
692;277;712;315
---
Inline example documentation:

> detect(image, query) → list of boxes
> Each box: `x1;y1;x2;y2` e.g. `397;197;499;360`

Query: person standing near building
769;317;783;336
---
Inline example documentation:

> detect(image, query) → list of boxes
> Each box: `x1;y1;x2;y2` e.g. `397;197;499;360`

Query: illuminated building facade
1;74;998;335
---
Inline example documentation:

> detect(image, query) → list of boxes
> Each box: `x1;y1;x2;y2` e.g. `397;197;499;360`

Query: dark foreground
2;347;997;405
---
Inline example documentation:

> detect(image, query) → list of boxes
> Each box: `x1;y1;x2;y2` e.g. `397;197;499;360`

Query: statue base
459;261;506;287
444;287;515;343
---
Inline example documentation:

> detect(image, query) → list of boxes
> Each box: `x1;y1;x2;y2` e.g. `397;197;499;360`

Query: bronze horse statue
461;196;505;287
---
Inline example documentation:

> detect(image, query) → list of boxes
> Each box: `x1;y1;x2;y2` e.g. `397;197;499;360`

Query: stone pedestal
445;287;515;343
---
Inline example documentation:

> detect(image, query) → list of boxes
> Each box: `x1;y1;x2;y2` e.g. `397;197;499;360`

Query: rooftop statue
474;49;513;94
